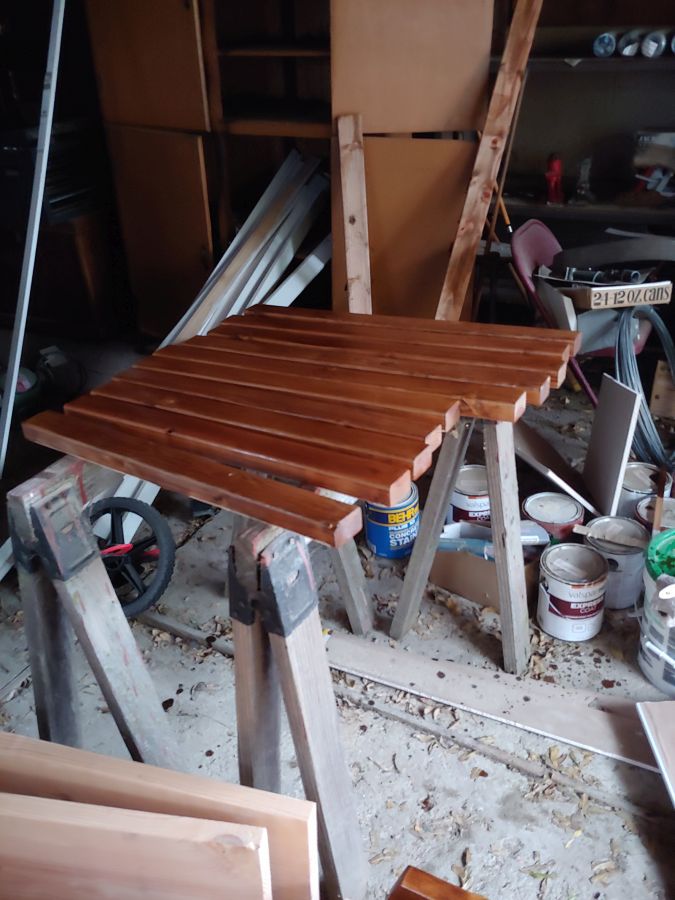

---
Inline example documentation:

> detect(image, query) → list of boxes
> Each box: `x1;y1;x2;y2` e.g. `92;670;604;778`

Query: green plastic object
645;529;675;580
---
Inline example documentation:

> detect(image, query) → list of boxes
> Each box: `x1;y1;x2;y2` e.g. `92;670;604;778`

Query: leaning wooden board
0;732;318;900
23;309;577;547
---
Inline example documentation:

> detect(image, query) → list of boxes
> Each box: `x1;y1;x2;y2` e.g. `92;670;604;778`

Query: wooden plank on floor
650;360;675;420
22;413;362;547
0;791;272;900
94;379;433;479
114;367;443;449
436;0;544;321
221;319;567;387
337;114;372;314
326;635;657;771
637;701;675;807
0;732;317;900
64;395;412;505
193;333;550;405
135;355;462;429
150;345;526;422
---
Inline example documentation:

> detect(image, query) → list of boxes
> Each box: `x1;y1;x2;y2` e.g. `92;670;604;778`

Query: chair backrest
511;219;563;326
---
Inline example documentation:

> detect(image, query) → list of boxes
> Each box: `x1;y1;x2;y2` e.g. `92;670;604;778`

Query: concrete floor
1;387;674;898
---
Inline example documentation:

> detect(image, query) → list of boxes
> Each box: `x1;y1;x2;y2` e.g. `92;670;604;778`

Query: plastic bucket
537;543;608;641
523;492;584;543
583;516;648;610
638;529;675;696
365;484;419;559
448;465;490;523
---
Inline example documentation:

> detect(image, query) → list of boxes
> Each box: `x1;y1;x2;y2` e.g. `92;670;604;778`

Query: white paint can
522;492;584;543
635;496;675;533
537;543;608;641
448;465;490;524
617;462;672;518
583;516;648;610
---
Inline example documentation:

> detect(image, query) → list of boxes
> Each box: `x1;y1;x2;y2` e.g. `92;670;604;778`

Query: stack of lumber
0;732;318;900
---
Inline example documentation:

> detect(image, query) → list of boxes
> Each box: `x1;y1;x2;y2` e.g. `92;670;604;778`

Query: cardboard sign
567;280;671;310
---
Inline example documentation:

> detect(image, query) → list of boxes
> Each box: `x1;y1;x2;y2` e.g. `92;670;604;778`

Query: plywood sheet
333;137;476;317
330;0;493;133
85;0;210;131
637;701;675;807
106;125;213;337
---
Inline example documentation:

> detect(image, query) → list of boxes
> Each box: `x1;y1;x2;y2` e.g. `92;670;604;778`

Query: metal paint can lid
636;496;675;531
523;492;583;525
541;543;608;584
585;516;649;555
455;465;488;497
622;462;659;493
365;483;418;513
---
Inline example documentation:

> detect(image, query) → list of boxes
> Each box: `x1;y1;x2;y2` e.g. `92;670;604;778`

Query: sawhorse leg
8;475;182;769
230;520;366;900
484;421;530;675
390;420;473;640
329;540;373;635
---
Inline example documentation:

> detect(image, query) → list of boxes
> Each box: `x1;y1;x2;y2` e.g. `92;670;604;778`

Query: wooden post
435;0;543;321
483;421;531;674
390;421;473;641
329;540;373;635
337;113;372;314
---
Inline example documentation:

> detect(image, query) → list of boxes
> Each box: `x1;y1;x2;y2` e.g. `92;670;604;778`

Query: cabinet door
106;125;213;337
86;0;210;131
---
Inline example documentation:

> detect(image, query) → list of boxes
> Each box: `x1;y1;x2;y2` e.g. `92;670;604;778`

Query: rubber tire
89;497;176;619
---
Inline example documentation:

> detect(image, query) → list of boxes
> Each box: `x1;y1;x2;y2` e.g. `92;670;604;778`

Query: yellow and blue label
364;486;420;559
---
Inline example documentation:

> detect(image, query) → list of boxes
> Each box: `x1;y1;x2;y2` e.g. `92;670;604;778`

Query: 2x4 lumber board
220;319;567;388
135;355;462;430
0;731;317;900
436;0;544;321
389;866;488;900
637;702;675;807
114;368;443;450
245;305;582;356
0;791;272;900
22;413;362;547
326;635;657;771
64;395;411;506
337;114;372;314
194;333;550;406
154;345;526;423
330;0;492;133
218;314;571;371
94;380;433;479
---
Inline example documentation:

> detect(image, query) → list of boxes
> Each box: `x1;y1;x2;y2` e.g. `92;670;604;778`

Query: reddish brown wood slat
193;333;550;406
245;303;581;356
114;367;443;448
225;308;572;362
135;354;462;429
216;319;567;386
94;379;433;479
22;413;363;547
65;395;412;505
155;345;526;422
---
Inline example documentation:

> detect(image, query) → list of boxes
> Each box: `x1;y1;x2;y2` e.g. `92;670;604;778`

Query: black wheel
89;497;176;618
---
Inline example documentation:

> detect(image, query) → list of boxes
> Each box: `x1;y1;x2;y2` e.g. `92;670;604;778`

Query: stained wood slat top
23;309;575;542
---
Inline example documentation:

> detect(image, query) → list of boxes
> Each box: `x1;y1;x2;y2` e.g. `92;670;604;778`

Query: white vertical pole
0;0;66;477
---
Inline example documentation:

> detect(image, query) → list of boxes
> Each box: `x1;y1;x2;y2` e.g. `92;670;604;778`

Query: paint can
583;516;648;610
638;529;675;697
635;496;675;533
537;543;608;641
448;465;490;524
617;462;672;518
364;484;419;559
522;492;584;543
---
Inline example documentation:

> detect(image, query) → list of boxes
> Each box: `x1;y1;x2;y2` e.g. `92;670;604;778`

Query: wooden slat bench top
23;308;577;546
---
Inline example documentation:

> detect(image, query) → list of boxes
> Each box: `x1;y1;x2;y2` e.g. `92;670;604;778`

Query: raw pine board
650;360;675;420
23;413;362;548
0;732;317;900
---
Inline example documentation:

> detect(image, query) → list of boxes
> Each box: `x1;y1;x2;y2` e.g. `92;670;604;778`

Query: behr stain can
364;484;419;559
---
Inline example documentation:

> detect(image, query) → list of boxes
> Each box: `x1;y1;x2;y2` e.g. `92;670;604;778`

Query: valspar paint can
583;516;648;610
617;462;672;518
448;465;490;523
537;543;608;641
523;492;584;543
364;484;419;559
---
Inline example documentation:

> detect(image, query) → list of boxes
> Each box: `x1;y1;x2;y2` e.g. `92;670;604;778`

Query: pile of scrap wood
0;731;318;900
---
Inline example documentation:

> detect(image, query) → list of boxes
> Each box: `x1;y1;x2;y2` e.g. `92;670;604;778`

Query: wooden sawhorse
8;460;367;900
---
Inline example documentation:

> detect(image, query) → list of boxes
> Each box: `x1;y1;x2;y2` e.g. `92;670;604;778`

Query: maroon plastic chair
511;219;651;407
